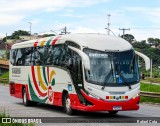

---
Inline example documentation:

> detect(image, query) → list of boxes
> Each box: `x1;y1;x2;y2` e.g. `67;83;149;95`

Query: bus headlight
133;93;140;99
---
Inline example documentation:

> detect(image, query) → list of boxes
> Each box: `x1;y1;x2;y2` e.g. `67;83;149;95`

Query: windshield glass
83;48;139;86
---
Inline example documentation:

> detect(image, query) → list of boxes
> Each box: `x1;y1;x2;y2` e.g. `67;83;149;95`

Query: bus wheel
22;88;31;106
63;93;74;115
108;111;118;115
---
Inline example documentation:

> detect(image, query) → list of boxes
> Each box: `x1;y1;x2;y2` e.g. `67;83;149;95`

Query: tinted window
47;44;67;66
33;46;44;65
10;49;17;65
23;47;34;66
66;48;83;84
10;44;68;67
15;49;23;65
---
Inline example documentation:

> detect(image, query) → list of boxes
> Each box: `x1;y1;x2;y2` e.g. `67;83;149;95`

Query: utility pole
107;14;111;35
150;59;152;78
5;33;7;44
28;22;32;40
61;26;67;34
64;26;67;34
119;28;130;38
5;33;8;60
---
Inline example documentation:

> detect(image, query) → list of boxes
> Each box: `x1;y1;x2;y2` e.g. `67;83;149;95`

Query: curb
141;102;160;106
0;83;9;87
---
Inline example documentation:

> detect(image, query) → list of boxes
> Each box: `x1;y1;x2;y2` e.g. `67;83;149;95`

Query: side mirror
135;51;150;71
68;46;90;70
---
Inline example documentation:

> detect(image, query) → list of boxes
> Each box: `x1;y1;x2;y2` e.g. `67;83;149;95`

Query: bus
9;33;150;115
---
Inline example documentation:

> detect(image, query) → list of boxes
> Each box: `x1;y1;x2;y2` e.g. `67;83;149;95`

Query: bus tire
108;111;118;115
22;88;31;106
63;93;74;115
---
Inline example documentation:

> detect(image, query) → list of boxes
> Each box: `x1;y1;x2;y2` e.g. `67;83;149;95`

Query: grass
0;71;9;79
140;82;160;103
140;96;160;104
0;112;35;126
140;82;160;93
0;71;9;84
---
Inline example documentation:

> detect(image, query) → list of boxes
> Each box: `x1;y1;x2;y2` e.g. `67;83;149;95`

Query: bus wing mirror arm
82;54;90;70
135;51;150;71
68;46;90;70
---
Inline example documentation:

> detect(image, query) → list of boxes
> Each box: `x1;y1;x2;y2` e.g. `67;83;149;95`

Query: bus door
67;48;85;103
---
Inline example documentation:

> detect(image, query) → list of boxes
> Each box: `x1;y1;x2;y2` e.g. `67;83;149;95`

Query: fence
140;91;160;98
0;78;9;84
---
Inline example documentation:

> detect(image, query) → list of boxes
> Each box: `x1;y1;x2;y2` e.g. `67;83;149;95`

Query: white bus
9;33;150;115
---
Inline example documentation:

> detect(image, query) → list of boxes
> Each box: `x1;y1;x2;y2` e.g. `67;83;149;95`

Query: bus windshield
83;48;139;86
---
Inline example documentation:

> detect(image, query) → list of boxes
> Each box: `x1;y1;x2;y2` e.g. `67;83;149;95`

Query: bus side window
24;47;33;66
33;46;44;66
51;44;66;66
15;49;23;66
10;49;17;66
44;45;52;65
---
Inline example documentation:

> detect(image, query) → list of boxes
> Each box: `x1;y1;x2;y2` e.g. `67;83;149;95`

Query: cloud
125;7;160;25
60;13;85;18
0;14;24;25
0;0;109;26
72;26;99;33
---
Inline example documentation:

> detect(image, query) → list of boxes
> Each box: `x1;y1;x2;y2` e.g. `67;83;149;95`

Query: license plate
113;106;122;110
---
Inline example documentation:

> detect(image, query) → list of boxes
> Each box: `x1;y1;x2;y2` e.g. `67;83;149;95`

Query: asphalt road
0;84;160;126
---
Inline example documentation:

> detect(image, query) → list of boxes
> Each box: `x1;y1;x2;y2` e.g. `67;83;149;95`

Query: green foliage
12;30;30;37
133;40;160;67
3;30;30;42
140;82;160;103
0;71;9;79
0;71;9;84
43;34;55;37
133;41;150;50
147;38;160;47
140;96;160;103
132;40;160;78
140;82;160;93
121;34;135;43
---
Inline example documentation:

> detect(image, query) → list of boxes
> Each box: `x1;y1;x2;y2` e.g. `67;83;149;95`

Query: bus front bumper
70;90;140;112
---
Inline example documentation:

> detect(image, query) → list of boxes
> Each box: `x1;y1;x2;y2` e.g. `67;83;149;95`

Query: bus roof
11;33;132;51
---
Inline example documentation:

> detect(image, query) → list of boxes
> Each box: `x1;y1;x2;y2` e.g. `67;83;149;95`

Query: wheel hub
66;97;71;111
23;91;26;104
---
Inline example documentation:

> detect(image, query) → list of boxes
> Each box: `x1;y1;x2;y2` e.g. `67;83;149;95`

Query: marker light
125;96;128;99
106;96;109;99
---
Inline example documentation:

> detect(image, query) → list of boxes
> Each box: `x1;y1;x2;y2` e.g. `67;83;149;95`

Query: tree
12;30;30;37
132;40;160;67
2;30;30;42
147;38;160;47
121;34;135;43
132;40;150;49
43;34;55;37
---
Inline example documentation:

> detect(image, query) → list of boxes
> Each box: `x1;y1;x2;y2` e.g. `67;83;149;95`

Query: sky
0;0;160;41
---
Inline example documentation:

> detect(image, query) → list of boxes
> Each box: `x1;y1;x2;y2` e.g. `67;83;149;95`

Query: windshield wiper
101;71;112;90
101;64;114;90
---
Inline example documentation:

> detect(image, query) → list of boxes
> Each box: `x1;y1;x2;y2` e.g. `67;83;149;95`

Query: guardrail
0;78;9;84
140;91;160;98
